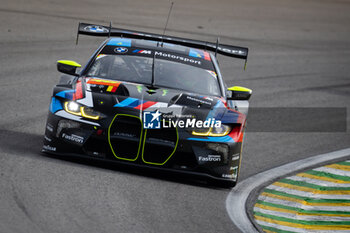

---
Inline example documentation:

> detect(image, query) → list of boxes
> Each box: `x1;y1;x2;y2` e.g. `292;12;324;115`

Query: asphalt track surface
0;0;349;232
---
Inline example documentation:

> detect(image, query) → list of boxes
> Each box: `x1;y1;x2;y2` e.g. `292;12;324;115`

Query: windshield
86;54;221;96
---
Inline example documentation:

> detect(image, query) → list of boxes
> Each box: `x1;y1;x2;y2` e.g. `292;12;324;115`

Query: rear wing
77;22;248;62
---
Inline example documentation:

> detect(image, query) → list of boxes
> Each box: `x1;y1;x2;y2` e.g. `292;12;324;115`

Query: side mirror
227;86;252;100
57;60;81;76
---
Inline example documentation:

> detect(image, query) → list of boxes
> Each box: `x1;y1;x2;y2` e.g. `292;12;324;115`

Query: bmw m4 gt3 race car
42;23;252;187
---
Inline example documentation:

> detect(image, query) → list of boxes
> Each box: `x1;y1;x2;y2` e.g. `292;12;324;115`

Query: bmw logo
115;47;128;53
84;25;109;33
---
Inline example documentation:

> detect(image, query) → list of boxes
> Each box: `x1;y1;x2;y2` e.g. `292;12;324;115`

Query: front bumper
43;111;242;183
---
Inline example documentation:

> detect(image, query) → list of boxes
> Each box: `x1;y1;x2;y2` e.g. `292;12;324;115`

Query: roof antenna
108;21;112;38
160;2;174;47
215;37;220;57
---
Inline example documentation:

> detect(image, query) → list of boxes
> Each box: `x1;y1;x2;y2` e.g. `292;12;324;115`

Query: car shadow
0;129;43;155
0;129;227;190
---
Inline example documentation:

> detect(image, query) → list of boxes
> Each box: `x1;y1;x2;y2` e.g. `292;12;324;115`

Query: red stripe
111;86;118;92
237;112;246;124
237;130;245;143
87;79;120;87
228;124;243;142
134;101;157;110
204;51;211;61
73;81;83;100
220;98;228;108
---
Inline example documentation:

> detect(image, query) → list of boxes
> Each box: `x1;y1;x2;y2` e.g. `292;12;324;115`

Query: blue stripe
107;38;132;47
206;101;224;121
114;98;139;107
189;49;203;58
220;110;240;124
55;90;75;99
50;97;63;113
187;136;234;143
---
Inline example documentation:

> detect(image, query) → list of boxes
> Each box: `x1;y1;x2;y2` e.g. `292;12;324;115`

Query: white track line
287;175;350;187
253;207;350;221
266;184;350;199
255;219;350;233
313;167;350;177
257;195;350;212
226;147;350;233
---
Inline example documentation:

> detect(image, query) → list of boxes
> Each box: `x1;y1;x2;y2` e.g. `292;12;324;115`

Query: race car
42;22;252;187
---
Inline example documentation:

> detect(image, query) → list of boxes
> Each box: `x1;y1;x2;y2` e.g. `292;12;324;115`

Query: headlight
64;101;101;120
64;102;81;116
81;106;100;120
192;124;232;137
192;128;211;136
210;124;232;136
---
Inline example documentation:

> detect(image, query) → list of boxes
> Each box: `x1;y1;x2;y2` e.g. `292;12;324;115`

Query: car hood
83;77;241;123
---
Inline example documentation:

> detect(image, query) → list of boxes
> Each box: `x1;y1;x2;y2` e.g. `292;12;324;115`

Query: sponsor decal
143;110;221;129
186;96;212;106
218;46;246;55
46;123;53;132
107;38;132;47
142;106;221;129
43;145;56;151
198;154;221;162
84;25;109;33
162;113;193;119
223;166;239;180
154;51;201;65
115;47;128;53
44;136;52;142
143;110;161;129
222;173;237;179
162;118;221;128
189;48;211;61
133;49;152;54
61;133;84;144
231;153;240;161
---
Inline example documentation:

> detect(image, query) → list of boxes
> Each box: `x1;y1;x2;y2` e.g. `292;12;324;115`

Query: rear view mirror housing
227;86;252;100
57;60;81;76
